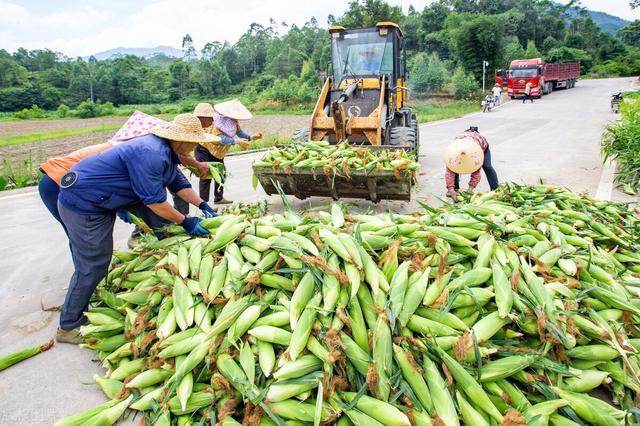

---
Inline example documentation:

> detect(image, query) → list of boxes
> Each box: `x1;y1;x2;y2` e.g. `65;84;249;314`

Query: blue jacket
58;134;191;215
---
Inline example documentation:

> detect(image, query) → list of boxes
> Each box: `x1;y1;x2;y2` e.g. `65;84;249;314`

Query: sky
0;0;638;57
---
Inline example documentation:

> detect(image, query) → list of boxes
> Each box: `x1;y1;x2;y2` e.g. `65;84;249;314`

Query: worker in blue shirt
55;113;219;344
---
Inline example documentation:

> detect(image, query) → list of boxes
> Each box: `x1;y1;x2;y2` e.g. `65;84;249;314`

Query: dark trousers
454;147;499;191
58;202;116;330
172;193;189;215
38;174;67;235
195;145;224;202
523;93;534;103
126;200;172;230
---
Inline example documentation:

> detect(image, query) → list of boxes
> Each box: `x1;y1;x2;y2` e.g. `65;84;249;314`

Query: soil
0;117;126;137
0;114;308;163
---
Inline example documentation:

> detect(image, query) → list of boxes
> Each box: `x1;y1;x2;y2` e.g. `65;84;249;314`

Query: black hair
468;126;479;132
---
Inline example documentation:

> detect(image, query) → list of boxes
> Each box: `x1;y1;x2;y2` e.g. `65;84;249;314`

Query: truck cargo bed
253;166;412;203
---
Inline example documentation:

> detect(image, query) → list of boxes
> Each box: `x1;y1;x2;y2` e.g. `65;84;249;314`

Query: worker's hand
117;210;132;224
446;189;458;200
468;186;477;193
251;132;263;141
181;217;210;236
195;161;210;178
238;139;251;149
199;201;217;218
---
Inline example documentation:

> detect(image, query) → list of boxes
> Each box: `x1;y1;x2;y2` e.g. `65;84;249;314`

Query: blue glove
199;201;218;218
181;216;210;236
117;210;132;224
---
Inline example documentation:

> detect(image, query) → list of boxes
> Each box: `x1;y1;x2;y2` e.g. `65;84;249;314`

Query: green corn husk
0;339;54;371
56;184;640;426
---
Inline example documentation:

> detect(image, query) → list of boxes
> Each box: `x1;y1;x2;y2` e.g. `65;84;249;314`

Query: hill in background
91;45;182;60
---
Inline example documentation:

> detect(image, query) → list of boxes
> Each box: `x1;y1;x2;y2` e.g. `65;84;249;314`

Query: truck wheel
387;126;417;153
291;127;309;142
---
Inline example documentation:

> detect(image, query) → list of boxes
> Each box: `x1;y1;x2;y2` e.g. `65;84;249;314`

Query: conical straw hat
150;113;220;144
193;102;215;117
444;136;484;174
214;99;253;120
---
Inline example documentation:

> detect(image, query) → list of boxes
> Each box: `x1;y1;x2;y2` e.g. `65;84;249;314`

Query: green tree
182;34;197;61
542;36;559;52
564;32;584;49
0;50;28;87
339;0;403;28
452;67;480;99
524;40;540;58
409;53;430;93
545;46;593;72
410;53;448;93
619;21;640;48
169;59;191;96
194;59;231;96
503;37;525;67
453;14;505;82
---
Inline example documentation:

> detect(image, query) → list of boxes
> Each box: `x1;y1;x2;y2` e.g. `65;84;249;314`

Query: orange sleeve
41;142;113;184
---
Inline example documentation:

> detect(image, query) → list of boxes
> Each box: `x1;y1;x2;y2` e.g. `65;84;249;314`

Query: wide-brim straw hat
150;113;220;144
193;102;215;117
444;136;484;174
214;99;253;120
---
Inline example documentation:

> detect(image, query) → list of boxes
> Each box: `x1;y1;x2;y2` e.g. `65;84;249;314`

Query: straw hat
214;99;253;120
193;102;215;117
444;136;484;174
150;113;220;144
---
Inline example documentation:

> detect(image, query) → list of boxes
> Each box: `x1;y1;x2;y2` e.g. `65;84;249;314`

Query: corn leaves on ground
58;184;640;425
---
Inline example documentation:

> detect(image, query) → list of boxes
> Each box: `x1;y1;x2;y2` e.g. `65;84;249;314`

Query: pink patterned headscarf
213;113;238;138
109;111;169;145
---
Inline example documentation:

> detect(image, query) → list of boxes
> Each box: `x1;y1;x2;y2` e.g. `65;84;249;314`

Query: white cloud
0;0;416;56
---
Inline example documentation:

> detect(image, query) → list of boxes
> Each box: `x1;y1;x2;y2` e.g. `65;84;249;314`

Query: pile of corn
58;184;640;426
252;141;420;178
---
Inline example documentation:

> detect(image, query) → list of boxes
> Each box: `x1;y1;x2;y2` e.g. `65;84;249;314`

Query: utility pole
482;60;489;95
87;57;95;103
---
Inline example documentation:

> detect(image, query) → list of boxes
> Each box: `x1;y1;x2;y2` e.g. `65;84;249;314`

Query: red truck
504;58;580;99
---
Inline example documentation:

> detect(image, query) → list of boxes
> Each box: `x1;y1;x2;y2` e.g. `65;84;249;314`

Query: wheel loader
254;22;420;202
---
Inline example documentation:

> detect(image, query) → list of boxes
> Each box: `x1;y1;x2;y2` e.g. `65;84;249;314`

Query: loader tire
410;117;420;154
291;127;309;142
387;126;417;152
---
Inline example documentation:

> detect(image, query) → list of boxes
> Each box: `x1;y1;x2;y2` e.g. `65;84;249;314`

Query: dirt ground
0;117;126;137
0;114;307;162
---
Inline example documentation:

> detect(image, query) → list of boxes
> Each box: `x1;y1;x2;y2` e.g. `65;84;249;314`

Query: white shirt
492;86;501;97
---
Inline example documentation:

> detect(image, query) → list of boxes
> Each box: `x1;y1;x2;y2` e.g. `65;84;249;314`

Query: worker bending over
194;100;262;204
444;126;499;200
38;112;209;234
54;114;218;343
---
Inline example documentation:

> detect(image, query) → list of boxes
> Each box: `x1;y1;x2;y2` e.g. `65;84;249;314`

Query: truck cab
507;58;544;99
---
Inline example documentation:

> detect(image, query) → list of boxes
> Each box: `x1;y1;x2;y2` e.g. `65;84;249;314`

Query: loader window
332;30;394;84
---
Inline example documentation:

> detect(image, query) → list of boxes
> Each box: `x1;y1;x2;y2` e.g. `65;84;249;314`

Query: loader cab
304;22;417;150
330;24;405;90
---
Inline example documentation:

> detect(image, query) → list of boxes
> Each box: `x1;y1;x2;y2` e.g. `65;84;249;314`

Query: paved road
0;77;632;424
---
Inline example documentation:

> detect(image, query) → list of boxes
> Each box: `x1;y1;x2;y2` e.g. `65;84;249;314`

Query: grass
0;152;43;191
0;124;122;147
409;99;480;123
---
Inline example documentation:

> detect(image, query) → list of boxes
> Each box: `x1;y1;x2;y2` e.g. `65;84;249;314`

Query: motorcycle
481;95;495;112
611;92;622;113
